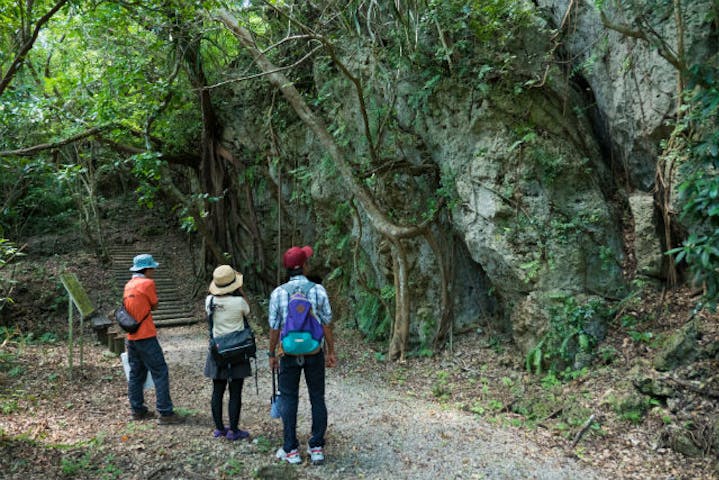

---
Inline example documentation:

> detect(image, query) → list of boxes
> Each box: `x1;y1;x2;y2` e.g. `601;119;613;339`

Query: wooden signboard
59;272;97;318
59;272;96;376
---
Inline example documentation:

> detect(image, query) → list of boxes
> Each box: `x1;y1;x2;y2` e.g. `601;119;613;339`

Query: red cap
283;245;314;269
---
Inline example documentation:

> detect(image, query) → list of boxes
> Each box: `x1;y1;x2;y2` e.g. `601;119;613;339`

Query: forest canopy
1;0;718;360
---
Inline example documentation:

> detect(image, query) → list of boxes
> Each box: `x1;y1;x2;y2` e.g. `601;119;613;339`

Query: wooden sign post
59;272;97;378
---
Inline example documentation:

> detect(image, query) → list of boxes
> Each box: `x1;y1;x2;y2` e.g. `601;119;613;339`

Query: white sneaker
307;445;325;465
276;447;302;465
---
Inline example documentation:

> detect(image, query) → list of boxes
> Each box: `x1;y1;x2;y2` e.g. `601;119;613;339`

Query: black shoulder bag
115;300;149;334
208;296;258;391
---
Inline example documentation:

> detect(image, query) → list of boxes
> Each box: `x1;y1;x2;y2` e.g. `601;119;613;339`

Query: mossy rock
652;321;698;372
663;424;704;457
601;374;653;423
633;376;677;399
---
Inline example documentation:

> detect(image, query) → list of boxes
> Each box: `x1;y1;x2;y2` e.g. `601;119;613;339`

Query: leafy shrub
669;65;719;308
355;289;392;341
0;238;23;313
526;296;606;376
0;159;76;238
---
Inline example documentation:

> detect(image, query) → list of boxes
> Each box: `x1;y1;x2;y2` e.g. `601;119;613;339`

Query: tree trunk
175;25;267;282
217;12;441;358
388;239;410;362
426;229;453;350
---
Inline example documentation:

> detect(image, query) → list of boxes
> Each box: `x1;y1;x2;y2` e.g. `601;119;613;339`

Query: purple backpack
280;282;324;355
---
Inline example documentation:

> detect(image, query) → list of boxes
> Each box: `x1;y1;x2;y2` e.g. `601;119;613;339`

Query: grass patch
254;435;274;454
174;406;200;417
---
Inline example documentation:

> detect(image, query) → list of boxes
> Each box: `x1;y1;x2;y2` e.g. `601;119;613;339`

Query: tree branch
261;2;381;165
570;414;596;448
599;10;684;72
0;0;69;96
96;137;200;168
216;11;431;240
0;125;112;157
203;45;322;90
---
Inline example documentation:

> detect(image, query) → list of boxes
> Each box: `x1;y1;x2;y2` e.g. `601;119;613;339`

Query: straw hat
209;265;243;295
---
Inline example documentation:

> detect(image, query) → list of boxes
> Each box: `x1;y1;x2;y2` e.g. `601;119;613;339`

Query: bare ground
1;228;718;479
0;322;606;480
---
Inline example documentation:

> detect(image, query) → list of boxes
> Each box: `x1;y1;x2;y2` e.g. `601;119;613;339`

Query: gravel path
159;325;607;480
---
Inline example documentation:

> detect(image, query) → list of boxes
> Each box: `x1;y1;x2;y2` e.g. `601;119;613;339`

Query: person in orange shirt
124;253;181;425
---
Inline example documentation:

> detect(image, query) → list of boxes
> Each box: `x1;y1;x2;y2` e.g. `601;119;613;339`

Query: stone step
153;313;199;322
153;307;196;316
108;248;198;330
155;318;202;328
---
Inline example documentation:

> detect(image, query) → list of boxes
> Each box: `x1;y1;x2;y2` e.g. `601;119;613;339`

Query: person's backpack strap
207;295;216;338
253;357;258;394
281;280;315;298
122;291;151;325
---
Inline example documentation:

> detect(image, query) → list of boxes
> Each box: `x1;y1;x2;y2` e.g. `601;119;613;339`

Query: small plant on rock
526;296;606;377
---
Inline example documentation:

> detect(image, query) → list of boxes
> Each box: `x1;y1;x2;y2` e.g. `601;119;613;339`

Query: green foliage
224;458;244;476
317;201;353;265
172;407;197;417
355;289;391;341
526;296;605;376
431;370;451;400
53;442;123;479
619;315;654;343
597;345;618;364
98;455;122;480
253;435;274;454
487;335;506;354
617;397;660;424
421;0;533;56
540;371;561;389
0;0;216;260
627;330;653;344
61;451;92;476
0;158;76;238
667;66;719;309
0;238;22;311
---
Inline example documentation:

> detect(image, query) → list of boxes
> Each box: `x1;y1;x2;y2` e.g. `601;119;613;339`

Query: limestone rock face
536;0;716;191
405;80;625;353
629;192;664;279
219;1;715;356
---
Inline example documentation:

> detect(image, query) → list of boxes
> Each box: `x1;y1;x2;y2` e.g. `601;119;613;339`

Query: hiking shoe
213;427;228;438
130;410;155;421
307;445;325;465
226;429;250;441
276;447;302;465
157;413;183;425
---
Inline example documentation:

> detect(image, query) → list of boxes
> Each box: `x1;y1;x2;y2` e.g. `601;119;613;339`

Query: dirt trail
158;325;606;480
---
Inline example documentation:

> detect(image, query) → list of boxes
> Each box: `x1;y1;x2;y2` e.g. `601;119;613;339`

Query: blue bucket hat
129;253;159;272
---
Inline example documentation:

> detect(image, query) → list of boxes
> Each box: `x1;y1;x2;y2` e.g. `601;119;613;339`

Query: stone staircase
108;246;198;328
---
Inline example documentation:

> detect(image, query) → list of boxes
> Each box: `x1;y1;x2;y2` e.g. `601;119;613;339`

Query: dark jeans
211;378;244;431
278;350;327;451
126;336;173;416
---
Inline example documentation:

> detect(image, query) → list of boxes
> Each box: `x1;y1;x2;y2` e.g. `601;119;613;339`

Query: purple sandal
226;429;250;441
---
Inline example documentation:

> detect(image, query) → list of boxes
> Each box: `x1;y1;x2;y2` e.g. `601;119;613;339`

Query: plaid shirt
268;275;332;330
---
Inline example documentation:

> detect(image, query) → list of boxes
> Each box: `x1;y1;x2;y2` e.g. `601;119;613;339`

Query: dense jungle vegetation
1;0;717;352
1;1;719;477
